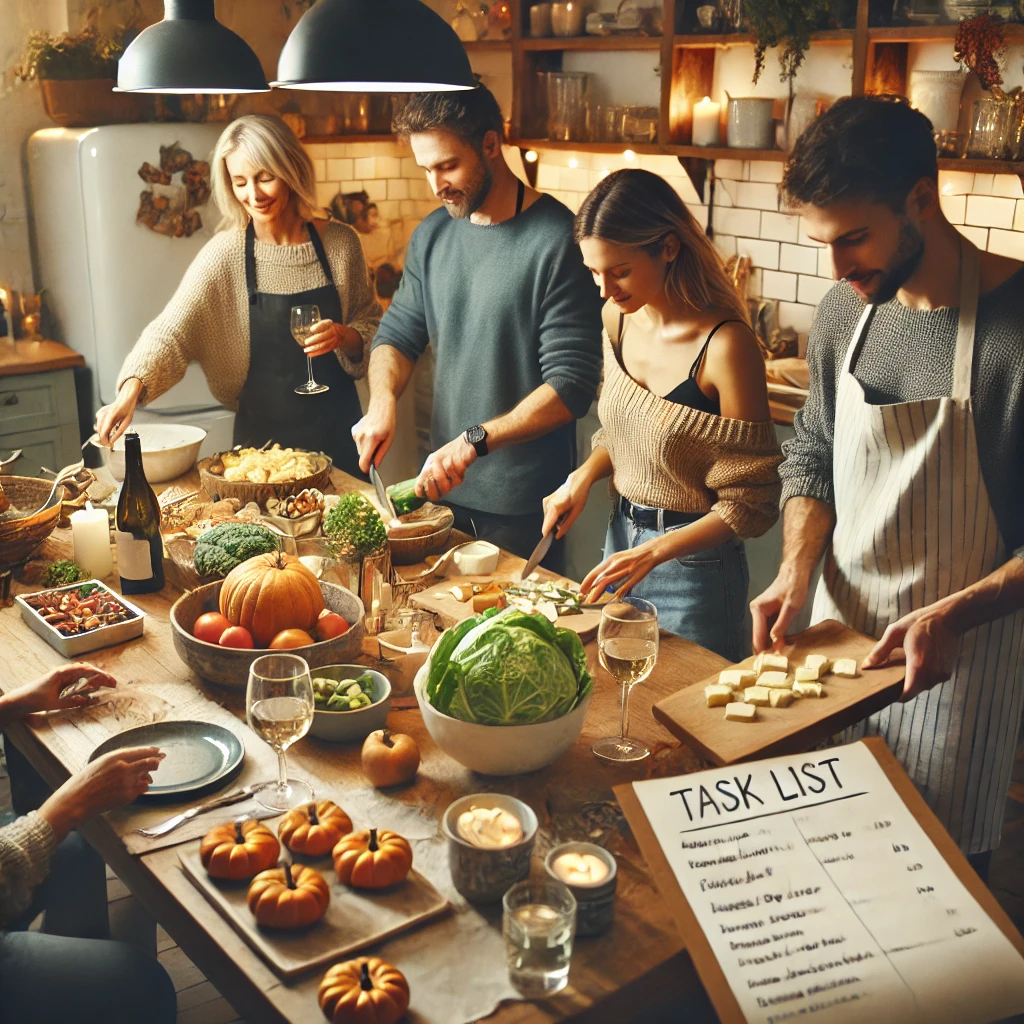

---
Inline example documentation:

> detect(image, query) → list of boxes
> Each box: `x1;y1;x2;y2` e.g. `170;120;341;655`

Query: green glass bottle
115;431;164;594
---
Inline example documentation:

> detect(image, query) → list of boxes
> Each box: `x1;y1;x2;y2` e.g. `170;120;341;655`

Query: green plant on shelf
744;0;846;83
13;10;123;82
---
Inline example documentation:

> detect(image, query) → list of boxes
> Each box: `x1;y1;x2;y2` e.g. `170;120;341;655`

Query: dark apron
233;221;363;478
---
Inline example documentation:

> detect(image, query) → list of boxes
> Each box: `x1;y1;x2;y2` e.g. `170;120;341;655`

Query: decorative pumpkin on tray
319;957;410;1024
247;861;330;929
279;801;354;857
201;820;280;880
219;550;325;647
332;827;412;889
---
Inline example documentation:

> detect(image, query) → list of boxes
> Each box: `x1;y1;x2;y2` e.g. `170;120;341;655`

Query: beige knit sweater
592;332;783;539
0;812;55;929
117;221;382;409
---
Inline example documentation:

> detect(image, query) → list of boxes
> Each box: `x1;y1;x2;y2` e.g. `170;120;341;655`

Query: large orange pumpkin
319;957;410;1024
200;819;280;880
332;828;412;889
279;801;354;857
219;551;325;647
247;862;330;929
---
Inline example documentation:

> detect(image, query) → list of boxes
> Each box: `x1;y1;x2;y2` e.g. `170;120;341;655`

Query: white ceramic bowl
413;661;591;776
309;665;391;743
89;424;207;483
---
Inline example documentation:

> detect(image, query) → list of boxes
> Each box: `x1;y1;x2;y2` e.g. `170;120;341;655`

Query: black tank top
617;314;743;416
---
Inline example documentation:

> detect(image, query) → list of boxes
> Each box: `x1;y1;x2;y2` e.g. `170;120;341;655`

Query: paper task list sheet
632;740;1024;1024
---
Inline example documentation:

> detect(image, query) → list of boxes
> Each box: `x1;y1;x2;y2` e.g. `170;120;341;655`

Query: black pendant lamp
274;0;476;92
117;0;269;94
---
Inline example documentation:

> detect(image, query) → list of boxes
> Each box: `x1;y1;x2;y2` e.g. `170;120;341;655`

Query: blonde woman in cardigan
542;169;782;659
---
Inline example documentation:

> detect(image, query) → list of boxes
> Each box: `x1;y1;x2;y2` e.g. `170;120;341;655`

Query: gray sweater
780;271;1024;559
372;196;603;515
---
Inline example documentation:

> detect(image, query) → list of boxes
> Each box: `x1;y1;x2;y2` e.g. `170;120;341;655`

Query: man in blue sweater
352;86;603;568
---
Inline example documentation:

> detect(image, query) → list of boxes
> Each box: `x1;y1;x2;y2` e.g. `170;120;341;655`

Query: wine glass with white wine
291;304;329;396
247;653;315;811
592;597;658;763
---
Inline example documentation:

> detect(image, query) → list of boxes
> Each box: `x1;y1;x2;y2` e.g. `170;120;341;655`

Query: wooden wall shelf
521;36;663;50
938;157;1024;174
868;22;1024;41
462;39;512;51
674;30;854;46
302;134;397;145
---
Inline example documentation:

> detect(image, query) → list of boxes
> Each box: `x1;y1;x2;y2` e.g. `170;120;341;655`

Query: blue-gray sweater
371;195;603;515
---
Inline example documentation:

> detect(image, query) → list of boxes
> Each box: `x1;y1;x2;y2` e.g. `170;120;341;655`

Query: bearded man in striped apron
751;97;1024;882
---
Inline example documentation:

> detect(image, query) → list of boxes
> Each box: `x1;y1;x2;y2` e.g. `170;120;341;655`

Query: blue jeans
605;500;751;662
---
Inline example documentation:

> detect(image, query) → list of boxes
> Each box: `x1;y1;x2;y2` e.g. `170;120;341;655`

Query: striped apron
812;241;1024;854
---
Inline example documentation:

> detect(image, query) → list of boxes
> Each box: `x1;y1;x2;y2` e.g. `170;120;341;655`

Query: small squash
332;827;412;889
201;819;280;881
361;729;420;789
279;801;354;857
319;957;410;1024
219;551;325;647
247;861;330;929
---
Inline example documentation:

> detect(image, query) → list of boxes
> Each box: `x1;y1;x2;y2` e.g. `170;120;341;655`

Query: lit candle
551;851;611;886
692;96;721;147
70;501;112;580
457;805;524;849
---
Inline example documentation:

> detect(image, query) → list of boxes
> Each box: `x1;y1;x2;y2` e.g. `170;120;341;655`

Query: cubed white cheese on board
804;654;832;673
833;658;859;678
744;686;770;706
753;652;789;674
792;680;824;698
769;689;794;708
795;665;822;681
705;684;733;708
758;671;792;689
719;669;758;690
725;702;757;722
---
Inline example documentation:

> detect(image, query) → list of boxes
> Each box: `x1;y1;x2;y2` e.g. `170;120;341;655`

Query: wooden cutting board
178;835;449;980
652;619;906;766
409;574;604;641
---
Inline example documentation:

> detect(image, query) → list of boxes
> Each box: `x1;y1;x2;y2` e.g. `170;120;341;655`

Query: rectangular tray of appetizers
652;619;906;766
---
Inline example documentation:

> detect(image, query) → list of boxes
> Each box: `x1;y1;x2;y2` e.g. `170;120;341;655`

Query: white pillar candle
551;851;610;886
692;96;721;147
70;501;112;580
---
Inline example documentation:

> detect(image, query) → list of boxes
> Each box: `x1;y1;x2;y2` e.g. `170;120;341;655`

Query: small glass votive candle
551;1;586;37
545;842;617;936
530;1;553;36
503;878;577;997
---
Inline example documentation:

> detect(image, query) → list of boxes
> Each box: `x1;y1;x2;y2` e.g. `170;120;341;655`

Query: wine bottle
115;431;164;594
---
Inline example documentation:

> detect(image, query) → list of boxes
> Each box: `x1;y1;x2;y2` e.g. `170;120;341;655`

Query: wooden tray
178;840;450;980
410;573;603;641
652;619;906;765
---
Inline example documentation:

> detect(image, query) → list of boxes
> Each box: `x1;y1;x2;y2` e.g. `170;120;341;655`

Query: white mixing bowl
89;423;207;483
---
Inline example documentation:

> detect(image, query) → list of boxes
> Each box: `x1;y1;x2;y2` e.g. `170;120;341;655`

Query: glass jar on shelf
967;96;1016;160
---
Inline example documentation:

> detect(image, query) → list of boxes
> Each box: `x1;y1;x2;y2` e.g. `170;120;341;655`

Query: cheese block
744;686;770;707
804;654;832;674
795;665;822;681
757;671;792;689
833;658;859;678
792;680;824;698
718;669;758;690
705;684;734;708
769;689;794;708
753;652;789;674
725;702;757;722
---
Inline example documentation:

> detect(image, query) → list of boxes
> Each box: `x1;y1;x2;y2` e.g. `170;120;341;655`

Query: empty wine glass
592;597;658;763
246;653;315;811
291;304;329;396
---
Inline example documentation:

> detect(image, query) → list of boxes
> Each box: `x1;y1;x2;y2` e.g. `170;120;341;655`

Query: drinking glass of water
592;597;658;763
291;304;329;396
247;653;315;811
503;879;577;997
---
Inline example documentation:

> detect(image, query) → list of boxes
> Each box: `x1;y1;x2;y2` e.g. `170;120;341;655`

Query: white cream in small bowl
452;540;500;575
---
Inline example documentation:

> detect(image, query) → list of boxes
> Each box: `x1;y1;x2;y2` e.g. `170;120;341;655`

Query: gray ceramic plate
89;721;244;799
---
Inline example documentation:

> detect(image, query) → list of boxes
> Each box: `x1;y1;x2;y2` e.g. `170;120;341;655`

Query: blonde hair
211;114;323;232
574;169;749;325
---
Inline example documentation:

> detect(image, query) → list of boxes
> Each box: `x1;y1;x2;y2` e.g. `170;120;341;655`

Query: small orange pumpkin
279;801;354;857
201;819;280;880
318;957;410;1024
219;551;325;647
247;861;330;929
332;828;412;889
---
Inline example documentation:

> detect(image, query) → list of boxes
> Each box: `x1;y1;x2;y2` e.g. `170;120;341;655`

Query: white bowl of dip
452;540;500;575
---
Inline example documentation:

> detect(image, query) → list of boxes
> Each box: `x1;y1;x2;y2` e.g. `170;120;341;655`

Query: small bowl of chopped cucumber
309;665;391;743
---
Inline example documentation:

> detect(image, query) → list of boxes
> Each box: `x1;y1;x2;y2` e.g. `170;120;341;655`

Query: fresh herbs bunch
43;560;88;587
745;0;841;83
323;494;388;560
14;13;123;82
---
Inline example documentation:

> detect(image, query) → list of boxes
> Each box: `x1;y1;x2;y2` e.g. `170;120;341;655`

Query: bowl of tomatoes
169;580;364;688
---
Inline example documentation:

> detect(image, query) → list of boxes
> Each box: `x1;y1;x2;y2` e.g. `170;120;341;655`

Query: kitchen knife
518;531;554;582
369;463;399;522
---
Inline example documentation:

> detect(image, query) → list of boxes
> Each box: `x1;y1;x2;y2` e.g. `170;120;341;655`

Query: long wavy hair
574;168;749;325
211;114;323;232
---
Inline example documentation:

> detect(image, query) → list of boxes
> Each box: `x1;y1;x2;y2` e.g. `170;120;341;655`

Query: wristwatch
464;425;489;457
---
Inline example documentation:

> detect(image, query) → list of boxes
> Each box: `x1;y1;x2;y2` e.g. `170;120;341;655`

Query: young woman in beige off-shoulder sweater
543;169;782;660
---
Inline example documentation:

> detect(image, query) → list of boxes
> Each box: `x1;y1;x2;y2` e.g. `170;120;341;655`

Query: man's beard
856;218;926;305
437;163;492;219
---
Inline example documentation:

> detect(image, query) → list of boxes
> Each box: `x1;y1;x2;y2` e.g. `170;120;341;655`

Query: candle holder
544;841;617;935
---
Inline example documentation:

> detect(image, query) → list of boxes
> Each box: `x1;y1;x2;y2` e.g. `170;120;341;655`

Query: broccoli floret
323;493;387;559
44;559;88;587
193;522;278;578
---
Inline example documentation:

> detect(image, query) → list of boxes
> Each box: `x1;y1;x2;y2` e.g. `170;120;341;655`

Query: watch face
466;426;486;445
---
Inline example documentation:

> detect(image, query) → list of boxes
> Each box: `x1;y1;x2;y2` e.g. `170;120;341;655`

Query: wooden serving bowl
170;580;365;688
0;476;64;571
197;451;332;510
387;507;456;566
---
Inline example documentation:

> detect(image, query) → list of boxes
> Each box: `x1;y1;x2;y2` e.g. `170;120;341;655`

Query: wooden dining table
0;467;728;1024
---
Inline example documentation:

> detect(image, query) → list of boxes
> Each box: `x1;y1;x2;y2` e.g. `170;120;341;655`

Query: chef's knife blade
369;463;399;522
519;531;554;582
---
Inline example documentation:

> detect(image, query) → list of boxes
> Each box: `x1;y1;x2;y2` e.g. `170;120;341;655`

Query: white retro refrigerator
28;123;235;454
